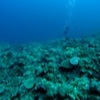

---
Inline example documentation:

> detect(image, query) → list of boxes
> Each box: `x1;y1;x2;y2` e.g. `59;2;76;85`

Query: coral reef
0;34;100;100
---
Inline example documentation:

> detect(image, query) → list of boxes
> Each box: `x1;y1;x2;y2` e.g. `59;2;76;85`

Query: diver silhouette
63;26;70;36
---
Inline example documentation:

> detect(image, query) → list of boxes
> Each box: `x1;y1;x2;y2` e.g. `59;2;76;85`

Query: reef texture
0;34;100;100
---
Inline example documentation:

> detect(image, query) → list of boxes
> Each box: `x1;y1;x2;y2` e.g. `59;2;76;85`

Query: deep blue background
69;0;100;38
0;0;100;43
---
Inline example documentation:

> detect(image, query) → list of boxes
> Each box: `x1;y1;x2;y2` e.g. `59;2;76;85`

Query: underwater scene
0;0;100;99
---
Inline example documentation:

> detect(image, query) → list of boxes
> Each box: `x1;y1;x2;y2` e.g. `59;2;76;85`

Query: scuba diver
63;26;69;35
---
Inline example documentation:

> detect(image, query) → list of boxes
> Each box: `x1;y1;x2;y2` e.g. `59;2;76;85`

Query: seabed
0;33;100;100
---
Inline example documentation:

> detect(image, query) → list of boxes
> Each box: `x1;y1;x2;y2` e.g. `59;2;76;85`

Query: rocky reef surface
0;34;100;100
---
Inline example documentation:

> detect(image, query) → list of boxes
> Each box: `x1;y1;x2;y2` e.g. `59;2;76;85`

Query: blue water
0;0;100;43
